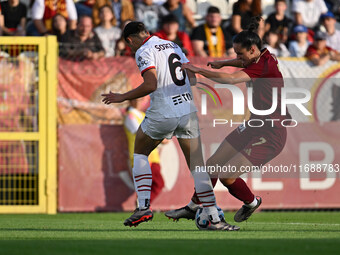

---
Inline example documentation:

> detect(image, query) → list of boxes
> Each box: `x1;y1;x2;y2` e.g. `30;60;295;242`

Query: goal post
0;36;57;214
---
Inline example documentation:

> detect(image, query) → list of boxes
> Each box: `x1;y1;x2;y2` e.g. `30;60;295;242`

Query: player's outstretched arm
207;59;244;69
186;69;197;86
101;69;157;104
181;63;250;85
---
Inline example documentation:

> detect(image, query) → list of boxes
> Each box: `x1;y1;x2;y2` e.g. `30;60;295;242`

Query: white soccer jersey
326;30;340;53
135;36;197;118
292;0;328;28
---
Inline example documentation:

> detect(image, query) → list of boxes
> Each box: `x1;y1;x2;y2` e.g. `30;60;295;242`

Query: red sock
150;163;164;202
191;178;218;204
226;178;254;204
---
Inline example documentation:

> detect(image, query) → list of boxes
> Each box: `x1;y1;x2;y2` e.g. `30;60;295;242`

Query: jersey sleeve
291;0;301;13
232;2;242;16
21;3;27;18
319;0;328;14
135;48;156;76
191;25;205;41
66;0;78;21
31;0;45;20
181;50;190;64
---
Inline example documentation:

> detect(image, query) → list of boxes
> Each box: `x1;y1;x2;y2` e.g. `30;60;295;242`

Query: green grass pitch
0;211;339;255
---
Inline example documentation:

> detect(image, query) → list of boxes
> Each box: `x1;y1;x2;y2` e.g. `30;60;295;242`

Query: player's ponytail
247;16;261;33
233;16;263;51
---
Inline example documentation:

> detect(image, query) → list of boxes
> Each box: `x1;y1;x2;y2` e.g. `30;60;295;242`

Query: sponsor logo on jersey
137;57;150;68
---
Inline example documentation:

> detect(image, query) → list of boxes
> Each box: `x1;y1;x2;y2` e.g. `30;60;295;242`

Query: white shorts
140;112;200;140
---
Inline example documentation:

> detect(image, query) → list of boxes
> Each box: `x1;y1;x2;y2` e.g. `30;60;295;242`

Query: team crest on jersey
137;57;149;68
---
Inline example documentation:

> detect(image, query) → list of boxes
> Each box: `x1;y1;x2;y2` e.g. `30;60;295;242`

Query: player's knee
206;156;216;167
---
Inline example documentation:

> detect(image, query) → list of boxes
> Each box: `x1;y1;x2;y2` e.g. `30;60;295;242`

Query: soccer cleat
234;196;262;222
124;207;153;227
164;206;197;220
206;221;240;231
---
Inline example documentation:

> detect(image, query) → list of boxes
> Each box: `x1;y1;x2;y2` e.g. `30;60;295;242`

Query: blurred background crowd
1;0;340;64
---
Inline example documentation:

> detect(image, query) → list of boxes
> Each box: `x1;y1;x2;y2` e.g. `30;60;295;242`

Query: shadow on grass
0;228;198;232
1;227;340;233
0;239;340;255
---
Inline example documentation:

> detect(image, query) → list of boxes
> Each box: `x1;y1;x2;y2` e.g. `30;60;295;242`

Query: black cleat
165;206;197;220
206;221;240;231
234;196;262;222
124;207;153;227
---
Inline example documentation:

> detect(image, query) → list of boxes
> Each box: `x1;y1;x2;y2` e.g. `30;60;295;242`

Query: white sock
133;153;152;209
187;200;199;210
245;196;257;208
192;167;220;222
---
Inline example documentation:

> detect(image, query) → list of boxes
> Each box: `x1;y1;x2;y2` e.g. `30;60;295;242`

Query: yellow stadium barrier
0;36;57;214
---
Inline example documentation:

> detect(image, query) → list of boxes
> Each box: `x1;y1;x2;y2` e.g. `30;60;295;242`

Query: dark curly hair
123;21;148;42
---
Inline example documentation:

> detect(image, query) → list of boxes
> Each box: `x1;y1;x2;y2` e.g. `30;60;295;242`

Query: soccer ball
195;206;225;230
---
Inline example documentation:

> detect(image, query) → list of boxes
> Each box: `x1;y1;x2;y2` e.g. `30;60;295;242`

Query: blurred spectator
305;30;340;65
75;0;95;17
154;14;193;56
230;0;264;38
289;25;310;57
152;0;166;4
163;0;196;31
0;0;27;36
325;0;340;20
191;6;232;57
115;19;134;56
133;0;166;4
135;0;168;33
292;0;328;30
93;0;134;27
62;15;105;61
265;0;292;44
263;29;290;57
52;13;71;41
320;11;340;53
52;13;73;57
29;0;77;36
94;5;122;57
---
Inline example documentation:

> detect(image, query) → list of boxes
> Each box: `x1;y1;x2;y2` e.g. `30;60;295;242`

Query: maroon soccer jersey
242;48;291;127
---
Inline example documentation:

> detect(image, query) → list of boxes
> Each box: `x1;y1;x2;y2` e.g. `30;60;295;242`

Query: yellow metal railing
0;36;57;214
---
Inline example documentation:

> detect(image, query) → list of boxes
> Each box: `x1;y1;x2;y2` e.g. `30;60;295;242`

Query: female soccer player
102;21;239;231
166;17;291;222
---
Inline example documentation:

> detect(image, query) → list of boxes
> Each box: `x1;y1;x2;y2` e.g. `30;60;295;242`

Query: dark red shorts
225;122;287;167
